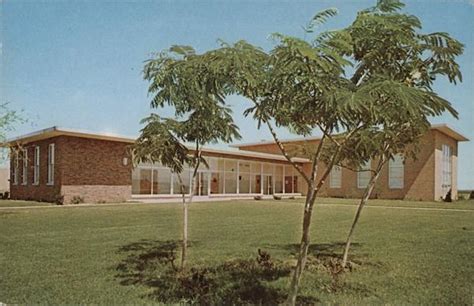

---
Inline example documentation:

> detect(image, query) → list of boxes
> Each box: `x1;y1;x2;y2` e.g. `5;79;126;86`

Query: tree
196;33;374;306
132;46;240;270
1;103;26;180
312;0;463;268
193;0;462;302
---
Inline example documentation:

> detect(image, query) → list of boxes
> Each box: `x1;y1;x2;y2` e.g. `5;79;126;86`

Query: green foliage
0;103;23;143
134;45;241;175
133;114;191;173
302;8;339;33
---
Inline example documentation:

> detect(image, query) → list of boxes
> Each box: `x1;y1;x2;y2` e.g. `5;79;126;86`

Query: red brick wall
56;136;131;186
10;138;62;202
10;135;132;203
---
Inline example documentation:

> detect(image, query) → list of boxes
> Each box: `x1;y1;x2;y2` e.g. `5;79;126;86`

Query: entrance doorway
263;175;273;195
194;172;209;196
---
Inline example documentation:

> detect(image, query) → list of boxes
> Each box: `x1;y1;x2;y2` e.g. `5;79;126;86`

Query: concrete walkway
0;200;473;212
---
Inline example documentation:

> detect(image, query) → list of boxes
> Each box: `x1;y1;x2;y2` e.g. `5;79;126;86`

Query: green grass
317;196;474;210
0;199;473;304
0;199;54;208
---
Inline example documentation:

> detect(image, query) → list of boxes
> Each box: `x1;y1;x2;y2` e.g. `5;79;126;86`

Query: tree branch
265;121;310;185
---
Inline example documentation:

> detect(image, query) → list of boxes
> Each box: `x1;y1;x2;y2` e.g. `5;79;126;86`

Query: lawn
0;199;472;304
0;199;53;208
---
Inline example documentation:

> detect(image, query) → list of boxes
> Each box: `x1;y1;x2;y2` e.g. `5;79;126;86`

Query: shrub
273;195;282;200
54;194;64;205
254;195;262;200
70;196;85;204
443;189;452;202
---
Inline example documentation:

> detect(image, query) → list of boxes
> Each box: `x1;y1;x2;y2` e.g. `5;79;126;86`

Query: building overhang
232;124;469;148
5;126;136;146
430;124;469;142
5;126;310;163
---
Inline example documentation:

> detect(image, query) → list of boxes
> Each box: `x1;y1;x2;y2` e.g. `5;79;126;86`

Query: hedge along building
7;124;468;204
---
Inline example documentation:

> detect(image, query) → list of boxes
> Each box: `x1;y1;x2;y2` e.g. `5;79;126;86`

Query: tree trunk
341;157;386;268
180;183;188;270
287;189;317;305
181;146;201;270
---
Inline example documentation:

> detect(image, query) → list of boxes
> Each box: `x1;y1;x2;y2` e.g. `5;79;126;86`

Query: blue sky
2;0;473;188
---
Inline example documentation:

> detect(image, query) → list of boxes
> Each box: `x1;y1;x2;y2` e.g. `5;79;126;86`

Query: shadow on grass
265;242;380;296
115;240;318;304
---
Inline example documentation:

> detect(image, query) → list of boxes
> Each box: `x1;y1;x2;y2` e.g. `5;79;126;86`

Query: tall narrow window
357;159;371;189
33;146;40;185
22;148;28;185
389;154;404;189
47;144;55;185
12;151;19;185
330;166;342;188
441;145;452;197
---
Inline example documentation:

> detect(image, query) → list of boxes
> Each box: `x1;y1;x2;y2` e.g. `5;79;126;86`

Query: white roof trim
6;126;310;163
232;124;469;147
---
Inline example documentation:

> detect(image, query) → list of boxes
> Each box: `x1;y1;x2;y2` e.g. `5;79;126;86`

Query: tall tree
133;46;240;269
313;0;463;268
193;0;462;302
196;33;374;306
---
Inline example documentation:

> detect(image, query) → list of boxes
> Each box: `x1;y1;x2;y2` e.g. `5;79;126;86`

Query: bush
443;189;452;203
273;195;282;200
54;194;64;205
70;196;85;204
254;195;262;200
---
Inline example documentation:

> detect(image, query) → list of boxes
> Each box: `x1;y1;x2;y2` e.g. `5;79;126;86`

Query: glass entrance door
263;175;273;195
194;172;209;196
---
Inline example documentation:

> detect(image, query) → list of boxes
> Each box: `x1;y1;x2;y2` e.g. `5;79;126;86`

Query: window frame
47;144;55;185
357;159;371;189
33;146;40;185
329;165;342;188
12;151;19;185
22;148;28;185
388;154;404;189
441;144;452;196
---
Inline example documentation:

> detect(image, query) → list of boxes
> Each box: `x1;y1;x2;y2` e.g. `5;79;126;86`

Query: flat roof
5;126;310;163
430;124;469;142
232;124;469;147
6;126;136;145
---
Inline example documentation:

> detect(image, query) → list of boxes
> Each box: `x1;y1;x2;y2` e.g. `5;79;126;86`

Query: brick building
7;125;468;204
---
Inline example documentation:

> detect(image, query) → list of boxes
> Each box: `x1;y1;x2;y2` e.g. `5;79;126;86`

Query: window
239;161;251;194
12;151;19;185
153;168;172;194
47;144;55;185
33;146;40;185
441;145;452;197
389;154;404;189
22;149;28;185
330;166;342;188
284;165;293;193
357;160;371;189
274;165;283;193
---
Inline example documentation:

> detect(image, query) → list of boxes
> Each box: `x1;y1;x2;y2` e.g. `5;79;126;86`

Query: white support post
170;173;174;195
236;161;240;194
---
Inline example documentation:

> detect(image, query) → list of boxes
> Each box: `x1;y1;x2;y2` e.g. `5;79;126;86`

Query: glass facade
131;156;303;196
